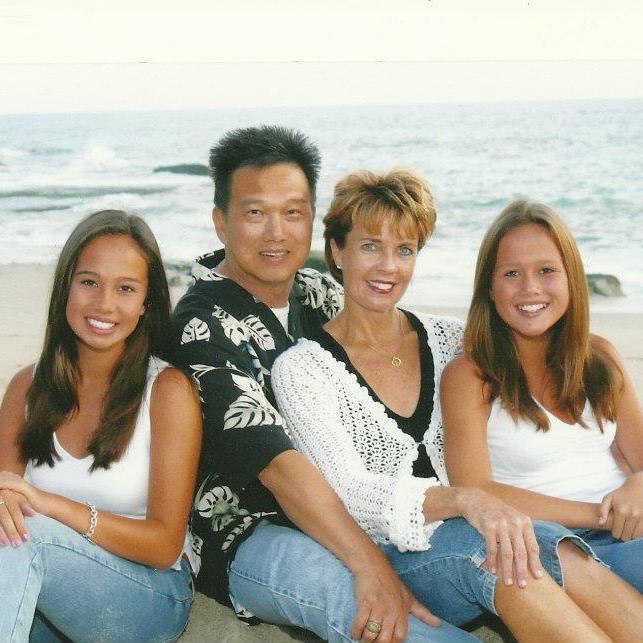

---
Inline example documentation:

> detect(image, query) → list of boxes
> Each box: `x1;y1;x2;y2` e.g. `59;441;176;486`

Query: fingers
483;532;498;575
352;602;371;641
509;529;529;588
0;500;25;547
410;599;441;628
598;494;612;526
497;529;514;586
523;526;544;580
611;510;626;541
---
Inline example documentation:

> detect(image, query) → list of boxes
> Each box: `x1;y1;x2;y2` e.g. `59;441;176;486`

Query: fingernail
491;567;497;575
506;577;513;586
22;533;29;542
519;579;527;588
12;539;21;548
535;570;543;578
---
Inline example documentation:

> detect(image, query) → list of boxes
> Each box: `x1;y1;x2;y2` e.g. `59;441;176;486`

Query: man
172;126;471;642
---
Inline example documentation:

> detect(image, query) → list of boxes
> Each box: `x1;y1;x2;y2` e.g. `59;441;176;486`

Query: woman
0;210;201;642
441;199;643;639
272;171;642;642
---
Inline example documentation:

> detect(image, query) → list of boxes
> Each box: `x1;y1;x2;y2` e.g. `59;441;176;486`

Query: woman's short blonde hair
322;169;437;284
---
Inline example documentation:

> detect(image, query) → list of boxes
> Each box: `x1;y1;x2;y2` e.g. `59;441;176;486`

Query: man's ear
213;207;226;244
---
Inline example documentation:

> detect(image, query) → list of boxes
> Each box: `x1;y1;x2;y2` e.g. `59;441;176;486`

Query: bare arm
441;355;605;529
0;368;202;568
593;336;643;539
0;367;37;544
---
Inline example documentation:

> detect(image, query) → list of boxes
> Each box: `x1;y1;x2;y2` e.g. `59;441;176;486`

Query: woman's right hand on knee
351;556;441;643
0;489;35;547
457;488;544;589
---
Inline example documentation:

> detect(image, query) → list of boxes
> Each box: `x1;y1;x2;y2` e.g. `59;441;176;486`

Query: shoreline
1;263;641;395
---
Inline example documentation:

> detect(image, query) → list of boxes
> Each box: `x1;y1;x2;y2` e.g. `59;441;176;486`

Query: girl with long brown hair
442;199;643;638
0;210;201;641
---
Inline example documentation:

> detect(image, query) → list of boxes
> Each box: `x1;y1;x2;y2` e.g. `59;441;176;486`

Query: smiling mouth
517;303;549;313
368;280;395;294
87;317;116;330
260;250;289;259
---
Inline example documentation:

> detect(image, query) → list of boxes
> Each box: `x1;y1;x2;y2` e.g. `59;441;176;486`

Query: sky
1;0;643;113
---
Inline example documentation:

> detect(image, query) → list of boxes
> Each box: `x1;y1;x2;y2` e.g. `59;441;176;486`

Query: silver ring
366;620;382;634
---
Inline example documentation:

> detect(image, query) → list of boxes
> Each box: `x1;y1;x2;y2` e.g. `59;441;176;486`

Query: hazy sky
1;0;642;113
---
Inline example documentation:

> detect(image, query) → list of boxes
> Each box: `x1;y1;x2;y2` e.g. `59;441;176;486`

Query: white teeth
88;318;115;329
261;251;287;257
518;303;547;312
369;281;393;292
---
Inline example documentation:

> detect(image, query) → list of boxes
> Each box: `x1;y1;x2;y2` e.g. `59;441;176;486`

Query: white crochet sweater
272;313;464;552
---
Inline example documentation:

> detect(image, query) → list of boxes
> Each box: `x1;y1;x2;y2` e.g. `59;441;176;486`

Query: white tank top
26;357;193;570
487;397;625;503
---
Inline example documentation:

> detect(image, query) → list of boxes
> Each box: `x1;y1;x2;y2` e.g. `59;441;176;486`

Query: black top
315;309;437;479
172;250;343;616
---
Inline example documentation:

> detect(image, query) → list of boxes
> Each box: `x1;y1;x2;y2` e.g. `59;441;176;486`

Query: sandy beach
1;262;641;642
2;262;641;396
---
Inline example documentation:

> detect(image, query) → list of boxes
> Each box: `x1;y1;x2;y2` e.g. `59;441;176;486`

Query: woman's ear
330;239;343;271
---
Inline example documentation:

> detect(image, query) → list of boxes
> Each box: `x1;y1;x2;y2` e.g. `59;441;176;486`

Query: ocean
1;100;642;311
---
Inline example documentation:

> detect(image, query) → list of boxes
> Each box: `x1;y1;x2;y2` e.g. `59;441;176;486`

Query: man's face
214;162;314;307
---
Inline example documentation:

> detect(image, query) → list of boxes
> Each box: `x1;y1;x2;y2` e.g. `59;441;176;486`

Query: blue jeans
229;519;596;642
0;514;193;643
573;528;643;592
229;522;476;642
384;518;597;625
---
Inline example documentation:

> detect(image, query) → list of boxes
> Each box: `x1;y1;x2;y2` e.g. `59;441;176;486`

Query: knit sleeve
272;342;441;552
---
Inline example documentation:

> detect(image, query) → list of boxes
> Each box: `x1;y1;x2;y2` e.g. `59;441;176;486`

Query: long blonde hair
465;199;621;430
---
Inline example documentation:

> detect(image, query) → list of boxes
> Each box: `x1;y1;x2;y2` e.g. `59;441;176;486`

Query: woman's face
331;215;419;314
490;223;569;342
66;234;148;357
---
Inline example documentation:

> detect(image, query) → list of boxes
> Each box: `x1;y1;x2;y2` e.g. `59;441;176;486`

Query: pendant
391;355;402;367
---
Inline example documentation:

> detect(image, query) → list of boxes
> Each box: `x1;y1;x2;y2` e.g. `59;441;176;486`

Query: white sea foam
0;101;641;310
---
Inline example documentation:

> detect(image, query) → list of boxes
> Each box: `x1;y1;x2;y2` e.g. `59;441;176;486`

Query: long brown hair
464;199;621;430
20;210;172;469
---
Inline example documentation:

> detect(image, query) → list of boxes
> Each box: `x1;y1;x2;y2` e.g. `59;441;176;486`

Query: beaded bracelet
83;502;98;543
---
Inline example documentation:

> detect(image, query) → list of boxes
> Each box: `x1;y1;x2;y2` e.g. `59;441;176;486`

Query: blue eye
540;267;555;274
399;246;415;257
361;242;377;252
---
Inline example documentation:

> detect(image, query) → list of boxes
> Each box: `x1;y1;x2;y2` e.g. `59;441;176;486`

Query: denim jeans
229;519;596;642
0;514;193;643
572;528;643;592
229;522;476;642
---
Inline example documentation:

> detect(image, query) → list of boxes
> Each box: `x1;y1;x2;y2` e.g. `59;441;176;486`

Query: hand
458;488;544;588
598;471;643;541
0;488;36;547
351;556;441;643
0;471;51;516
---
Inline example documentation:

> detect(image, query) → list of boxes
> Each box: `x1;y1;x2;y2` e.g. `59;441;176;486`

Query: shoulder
413;312;465;357
2;365;34;403
442;354;482;384
0;365;34;429
273;338;327;372
414;311;465;335
150;367;199;415
294;268;344;313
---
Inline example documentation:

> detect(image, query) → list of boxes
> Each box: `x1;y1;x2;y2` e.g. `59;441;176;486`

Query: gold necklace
365;311;404;367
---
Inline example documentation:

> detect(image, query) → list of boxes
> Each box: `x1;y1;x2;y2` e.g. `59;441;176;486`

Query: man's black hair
209;125;321;212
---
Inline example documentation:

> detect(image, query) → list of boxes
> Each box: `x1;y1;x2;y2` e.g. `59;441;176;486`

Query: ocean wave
0;186;175;199
13;205;72;213
29;146;72;156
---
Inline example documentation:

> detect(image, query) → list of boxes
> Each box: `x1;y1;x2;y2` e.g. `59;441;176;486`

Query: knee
558;539;601;583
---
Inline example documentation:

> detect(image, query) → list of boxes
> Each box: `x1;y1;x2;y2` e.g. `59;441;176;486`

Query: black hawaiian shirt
172;249;343;612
